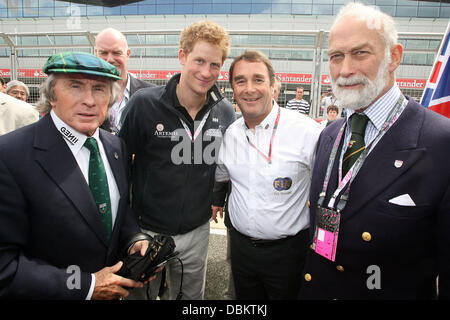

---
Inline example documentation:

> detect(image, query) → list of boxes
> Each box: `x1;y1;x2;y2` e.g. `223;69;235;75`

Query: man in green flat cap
0;52;150;299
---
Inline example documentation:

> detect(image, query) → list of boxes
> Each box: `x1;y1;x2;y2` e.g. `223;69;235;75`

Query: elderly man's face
50;73;111;136
8;85;28;101
95;32;130;78
328;16;402;110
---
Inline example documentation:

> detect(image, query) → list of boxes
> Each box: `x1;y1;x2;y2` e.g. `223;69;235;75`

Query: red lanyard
246;107;281;164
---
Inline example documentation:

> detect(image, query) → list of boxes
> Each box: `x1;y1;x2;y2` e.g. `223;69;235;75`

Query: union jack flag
420;21;450;118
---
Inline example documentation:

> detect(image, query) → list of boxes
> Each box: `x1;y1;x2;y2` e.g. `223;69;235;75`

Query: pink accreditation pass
312;207;341;262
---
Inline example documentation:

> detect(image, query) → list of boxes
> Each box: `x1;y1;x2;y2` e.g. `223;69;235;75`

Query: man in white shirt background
0;92;39;136
95;27;154;134
212;50;321;299
320;88;342;117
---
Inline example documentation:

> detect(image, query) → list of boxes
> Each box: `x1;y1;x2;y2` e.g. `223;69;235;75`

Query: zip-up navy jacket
120;73;235;235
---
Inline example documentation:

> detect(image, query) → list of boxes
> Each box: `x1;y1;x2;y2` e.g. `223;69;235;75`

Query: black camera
117;233;178;282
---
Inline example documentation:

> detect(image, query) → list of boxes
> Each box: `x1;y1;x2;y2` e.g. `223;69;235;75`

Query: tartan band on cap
42;51;121;81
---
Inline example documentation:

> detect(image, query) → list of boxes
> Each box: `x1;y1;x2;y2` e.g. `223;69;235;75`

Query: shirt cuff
85;273;96;300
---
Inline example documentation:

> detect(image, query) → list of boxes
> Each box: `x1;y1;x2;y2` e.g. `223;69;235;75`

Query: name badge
312;206;341;262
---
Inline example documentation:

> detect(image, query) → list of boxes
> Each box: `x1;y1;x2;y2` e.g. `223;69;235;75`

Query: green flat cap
42;51;121;80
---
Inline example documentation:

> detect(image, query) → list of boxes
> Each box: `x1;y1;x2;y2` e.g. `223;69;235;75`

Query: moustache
335;75;369;87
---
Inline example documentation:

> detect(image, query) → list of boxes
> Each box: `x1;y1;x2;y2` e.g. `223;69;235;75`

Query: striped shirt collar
346;83;402;131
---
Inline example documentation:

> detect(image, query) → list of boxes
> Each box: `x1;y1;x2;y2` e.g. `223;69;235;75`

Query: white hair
6;80;30;97
333;2;398;49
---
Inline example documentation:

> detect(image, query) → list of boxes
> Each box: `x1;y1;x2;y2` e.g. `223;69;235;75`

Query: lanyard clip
317;193;326;207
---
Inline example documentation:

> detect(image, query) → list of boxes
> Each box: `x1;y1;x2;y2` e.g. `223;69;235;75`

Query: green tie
84;137;112;243
342;113;369;177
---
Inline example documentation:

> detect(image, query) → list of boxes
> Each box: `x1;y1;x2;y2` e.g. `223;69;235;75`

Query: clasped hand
91;240;163;300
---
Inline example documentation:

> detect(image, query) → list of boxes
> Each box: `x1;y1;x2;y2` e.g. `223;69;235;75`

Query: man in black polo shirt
119;20;235;300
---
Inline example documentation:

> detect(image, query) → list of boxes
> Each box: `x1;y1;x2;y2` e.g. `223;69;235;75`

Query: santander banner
0;68;427;89
321;74;427;89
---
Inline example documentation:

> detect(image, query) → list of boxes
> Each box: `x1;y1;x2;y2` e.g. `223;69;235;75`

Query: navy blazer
299;97;450;300
0;115;140;299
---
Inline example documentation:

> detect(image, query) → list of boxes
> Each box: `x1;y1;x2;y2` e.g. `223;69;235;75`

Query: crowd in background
0;1;449;302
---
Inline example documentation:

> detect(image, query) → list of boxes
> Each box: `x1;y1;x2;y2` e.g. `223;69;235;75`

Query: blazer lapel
341;99;426;221
33;115;108;246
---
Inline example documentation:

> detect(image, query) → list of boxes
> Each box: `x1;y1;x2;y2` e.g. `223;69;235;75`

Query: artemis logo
154;124;179;138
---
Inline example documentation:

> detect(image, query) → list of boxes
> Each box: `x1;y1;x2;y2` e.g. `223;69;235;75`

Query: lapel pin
394;160;403;168
114;152;119;159
348;140;355;148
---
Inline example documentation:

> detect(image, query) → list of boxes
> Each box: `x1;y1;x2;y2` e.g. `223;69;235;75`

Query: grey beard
332;56;391;111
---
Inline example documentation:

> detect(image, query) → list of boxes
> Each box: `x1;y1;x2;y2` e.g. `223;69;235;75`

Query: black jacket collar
163;73;224;125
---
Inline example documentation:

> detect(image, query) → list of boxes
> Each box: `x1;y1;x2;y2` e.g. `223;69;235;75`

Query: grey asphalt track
205;220;231;300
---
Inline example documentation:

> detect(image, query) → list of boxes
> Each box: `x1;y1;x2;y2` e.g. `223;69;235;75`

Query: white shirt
109;73;131;132
216;102;322;240
50;110;120;299
321;95;340;109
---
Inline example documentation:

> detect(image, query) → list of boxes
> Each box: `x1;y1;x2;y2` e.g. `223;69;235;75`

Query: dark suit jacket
299;97;450;300
101;74;155;132
0;115;140;299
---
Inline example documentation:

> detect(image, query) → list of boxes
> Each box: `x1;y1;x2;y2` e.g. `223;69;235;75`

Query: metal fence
0;29;444;118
